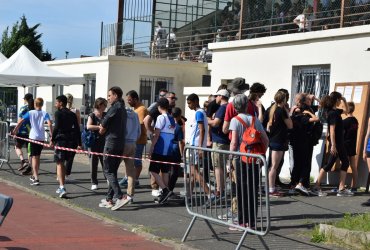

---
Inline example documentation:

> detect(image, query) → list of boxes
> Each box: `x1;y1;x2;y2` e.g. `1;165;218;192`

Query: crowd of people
10;79;370;216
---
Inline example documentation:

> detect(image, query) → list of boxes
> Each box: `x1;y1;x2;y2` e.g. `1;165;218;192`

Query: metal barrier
0;121;11;170
181;146;270;250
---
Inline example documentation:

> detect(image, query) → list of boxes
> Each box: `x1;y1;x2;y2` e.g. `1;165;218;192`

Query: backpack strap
235;115;248;128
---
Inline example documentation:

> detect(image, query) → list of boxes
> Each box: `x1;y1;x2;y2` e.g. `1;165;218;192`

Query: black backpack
310;121;323;146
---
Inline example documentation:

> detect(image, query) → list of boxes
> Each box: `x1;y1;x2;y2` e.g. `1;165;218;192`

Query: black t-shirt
327;108;344;146
269;106;289;145
343;116;358;151
290;111;311;146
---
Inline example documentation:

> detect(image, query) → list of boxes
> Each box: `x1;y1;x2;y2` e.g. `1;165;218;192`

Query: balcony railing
100;1;370;63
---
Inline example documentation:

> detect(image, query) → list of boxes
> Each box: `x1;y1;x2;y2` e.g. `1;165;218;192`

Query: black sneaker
18;160;29;171
30;177;40;186
22;166;32;175
158;188;173;204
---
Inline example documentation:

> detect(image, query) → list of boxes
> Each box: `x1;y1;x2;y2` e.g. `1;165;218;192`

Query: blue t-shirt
210;104;230;144
18;105;31;135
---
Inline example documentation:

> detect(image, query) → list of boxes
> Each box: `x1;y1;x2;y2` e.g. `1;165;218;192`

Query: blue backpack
82;113;97;148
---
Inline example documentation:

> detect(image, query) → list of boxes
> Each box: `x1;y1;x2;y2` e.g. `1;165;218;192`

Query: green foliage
334;213;370;232
311;225;327;243
0;15;54;61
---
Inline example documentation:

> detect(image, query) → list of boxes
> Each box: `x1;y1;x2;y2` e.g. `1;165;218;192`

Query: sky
0;0;118;59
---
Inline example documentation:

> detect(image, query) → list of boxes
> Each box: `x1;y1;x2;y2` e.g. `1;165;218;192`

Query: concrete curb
319;224;370;249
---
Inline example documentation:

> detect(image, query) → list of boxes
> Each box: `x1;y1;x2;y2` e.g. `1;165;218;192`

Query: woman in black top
267;91;292;197
313;92;352;197
343;102;358;192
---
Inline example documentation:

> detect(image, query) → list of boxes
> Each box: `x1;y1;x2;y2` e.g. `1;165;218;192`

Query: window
292;66;330;104
139;76;173;107
82;74;96;123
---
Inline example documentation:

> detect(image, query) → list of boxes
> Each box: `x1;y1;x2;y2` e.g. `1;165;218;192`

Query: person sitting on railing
153;21;167;58
293;7;314;32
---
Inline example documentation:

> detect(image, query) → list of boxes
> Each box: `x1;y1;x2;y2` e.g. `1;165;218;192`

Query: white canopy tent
0;45;83;86
0;52;7;64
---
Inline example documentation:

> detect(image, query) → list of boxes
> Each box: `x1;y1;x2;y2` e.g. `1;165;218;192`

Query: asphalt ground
0;148;369;250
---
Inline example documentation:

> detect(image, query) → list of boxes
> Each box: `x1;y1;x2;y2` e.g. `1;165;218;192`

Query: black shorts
54;140;77;163
149;153;172;174
30;141;43;157
15;134;28;148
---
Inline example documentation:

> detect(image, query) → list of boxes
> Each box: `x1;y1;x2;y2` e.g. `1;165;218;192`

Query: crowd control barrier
182;146;270;250
0;122;11;170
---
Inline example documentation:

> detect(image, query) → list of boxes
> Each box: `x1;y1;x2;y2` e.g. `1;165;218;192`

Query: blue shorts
134;144;145;168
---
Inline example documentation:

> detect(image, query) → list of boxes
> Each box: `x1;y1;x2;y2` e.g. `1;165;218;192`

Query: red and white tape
10;134;181;166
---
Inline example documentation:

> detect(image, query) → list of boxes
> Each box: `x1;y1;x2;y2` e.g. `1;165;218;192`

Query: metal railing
0;121;11;170
100;2;370;62
181;146;270;250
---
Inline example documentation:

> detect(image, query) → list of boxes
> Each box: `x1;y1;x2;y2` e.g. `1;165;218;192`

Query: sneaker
111;195;132;210
331;188;338;193
310;188;327;197
119;177;128;187
158;188;173;204
350;187;357;193
229;223;248;231
18;160;29;171
269;190;284;197
30;176;40;186
295;184;310;196
151;189;161;197
337;189;354;197
21;166;32;175
288;187;297;195
91;184;98;190
56;187;61;194
99;199;114;208
58;188;67;198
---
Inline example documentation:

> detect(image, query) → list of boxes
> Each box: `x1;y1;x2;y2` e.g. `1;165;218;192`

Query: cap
23;93;33;101
227;77;249;94
215;89;230;98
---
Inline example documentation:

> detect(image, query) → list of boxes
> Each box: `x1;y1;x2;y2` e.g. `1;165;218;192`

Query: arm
148;128;160;157
12;118;25;135
73;114;82;147
330;124;337;155
222;121;230;134
207;117;222;127
51;111;60;143
256;101;264;123
75;109;81;127
229;130;238;152
86;116;99;130
363;117;370;160
303;110;319;123
198;122;205;148
47;120;53;138
143;115;154;134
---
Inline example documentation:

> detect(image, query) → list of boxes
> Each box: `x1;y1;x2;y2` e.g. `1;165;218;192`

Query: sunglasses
170;97;177;100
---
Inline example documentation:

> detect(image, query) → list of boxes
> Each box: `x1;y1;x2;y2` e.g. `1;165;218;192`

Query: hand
302;110;311;116
207;140;212;147
99;125;106;135
330;145;338;155
255;100;262;108
49;141;54;148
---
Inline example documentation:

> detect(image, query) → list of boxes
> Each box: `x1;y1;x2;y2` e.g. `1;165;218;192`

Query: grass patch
334;213;370;232
311;225;327;243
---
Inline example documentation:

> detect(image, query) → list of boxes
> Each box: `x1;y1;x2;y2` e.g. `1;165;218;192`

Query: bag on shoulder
310;121;323;146
82;113;97;148
235;116;266;164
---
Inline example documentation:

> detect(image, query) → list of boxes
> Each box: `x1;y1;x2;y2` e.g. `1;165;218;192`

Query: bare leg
349;156;357;188
268;151;284;191
32;155;40;180
57;161;65;186
215;167;225;195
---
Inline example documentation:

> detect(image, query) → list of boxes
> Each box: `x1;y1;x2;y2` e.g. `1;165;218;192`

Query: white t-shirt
189;108;208;147
23;110;50;141
294;14;312;31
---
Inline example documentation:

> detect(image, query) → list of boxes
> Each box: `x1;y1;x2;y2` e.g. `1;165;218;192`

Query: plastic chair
0;194;13;226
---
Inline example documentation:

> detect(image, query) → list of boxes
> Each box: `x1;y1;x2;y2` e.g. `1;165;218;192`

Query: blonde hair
268;91;287;129
34;97;44;108
65;93;74;109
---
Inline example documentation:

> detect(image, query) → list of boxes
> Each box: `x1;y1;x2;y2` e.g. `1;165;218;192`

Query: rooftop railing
100;1;370;63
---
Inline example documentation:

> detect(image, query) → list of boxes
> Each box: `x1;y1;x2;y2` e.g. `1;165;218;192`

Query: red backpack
235;116;266;164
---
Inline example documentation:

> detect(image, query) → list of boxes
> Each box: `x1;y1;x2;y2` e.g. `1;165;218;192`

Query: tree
0;15;54;61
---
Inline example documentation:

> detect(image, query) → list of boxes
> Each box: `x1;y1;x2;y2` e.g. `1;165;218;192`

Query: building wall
206;25;370;186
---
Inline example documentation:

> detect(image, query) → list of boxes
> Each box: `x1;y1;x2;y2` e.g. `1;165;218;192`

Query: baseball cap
23;93;33;101
215;89;230;98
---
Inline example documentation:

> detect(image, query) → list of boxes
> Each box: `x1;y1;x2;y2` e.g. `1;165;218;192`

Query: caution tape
10;134;181;166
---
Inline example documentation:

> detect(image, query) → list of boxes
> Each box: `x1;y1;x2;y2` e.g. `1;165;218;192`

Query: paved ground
0;148;369;250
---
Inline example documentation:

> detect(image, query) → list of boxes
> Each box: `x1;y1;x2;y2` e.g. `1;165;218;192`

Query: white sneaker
152;189;161;197
111;195;132;211
91;184;98;190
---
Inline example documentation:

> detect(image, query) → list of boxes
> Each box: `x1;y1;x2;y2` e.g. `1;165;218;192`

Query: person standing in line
50;95;81;198
119;90;148;188
119;105;140;206
12;97;52;186
267;91;293;197
148;98;175;204
313;92;352;197
86;97;107;191
64;93;81;181
98;86;127;210
207;89;230;198
15;93;34;175
144;91;177;197
229;94;269;230
343;102;359;192
247;82;267;122
147;89;168;112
